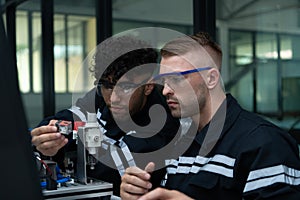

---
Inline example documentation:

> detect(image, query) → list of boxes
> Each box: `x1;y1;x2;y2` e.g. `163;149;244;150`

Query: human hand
31;120;68;156
138;188;194;200
120;162;155;200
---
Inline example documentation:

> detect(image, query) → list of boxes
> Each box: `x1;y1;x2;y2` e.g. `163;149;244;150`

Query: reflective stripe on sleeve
165;154;235;178
243;165;300;193
110;145;126;176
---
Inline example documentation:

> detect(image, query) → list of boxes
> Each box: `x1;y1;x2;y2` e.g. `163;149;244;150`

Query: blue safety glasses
152;66;212;88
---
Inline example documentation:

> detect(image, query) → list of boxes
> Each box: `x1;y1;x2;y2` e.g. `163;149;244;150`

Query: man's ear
206;68;220;89
144;83;154;95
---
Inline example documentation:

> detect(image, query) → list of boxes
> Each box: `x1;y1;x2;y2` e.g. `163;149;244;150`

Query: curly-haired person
31;36;180;196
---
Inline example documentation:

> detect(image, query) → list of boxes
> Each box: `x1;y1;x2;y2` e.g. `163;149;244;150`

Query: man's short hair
161;32;222;70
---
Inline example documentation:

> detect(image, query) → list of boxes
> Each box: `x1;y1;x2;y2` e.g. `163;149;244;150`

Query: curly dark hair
89;36;158;85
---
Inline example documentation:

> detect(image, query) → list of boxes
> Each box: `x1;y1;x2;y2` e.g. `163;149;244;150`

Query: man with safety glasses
31;36;180;196
120;32;300;199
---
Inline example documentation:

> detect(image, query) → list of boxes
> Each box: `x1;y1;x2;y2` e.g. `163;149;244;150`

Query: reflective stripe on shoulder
243;164;300;193
68;106;87;122
165;154;235;178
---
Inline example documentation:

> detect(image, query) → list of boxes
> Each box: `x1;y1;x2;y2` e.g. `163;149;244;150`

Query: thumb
144;162;155;173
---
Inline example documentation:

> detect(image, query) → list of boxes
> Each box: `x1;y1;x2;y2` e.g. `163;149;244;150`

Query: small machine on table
39;113;113;200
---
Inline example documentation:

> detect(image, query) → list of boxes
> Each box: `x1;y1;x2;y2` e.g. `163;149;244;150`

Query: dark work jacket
37;86;180;196
163;94;300;200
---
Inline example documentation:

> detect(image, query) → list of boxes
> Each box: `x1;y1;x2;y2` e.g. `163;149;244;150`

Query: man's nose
110;89;121;102
162;83;174;96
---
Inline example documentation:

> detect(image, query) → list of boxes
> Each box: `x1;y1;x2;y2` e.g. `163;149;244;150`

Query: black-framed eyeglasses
152;66;212;88
96;80;144;96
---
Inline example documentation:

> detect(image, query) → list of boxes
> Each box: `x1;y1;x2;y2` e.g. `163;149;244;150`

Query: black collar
193;94;242;152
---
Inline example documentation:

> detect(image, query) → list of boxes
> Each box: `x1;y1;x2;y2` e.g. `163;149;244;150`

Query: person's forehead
160;50;213;73
160;55;195;73
118;72;151;83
